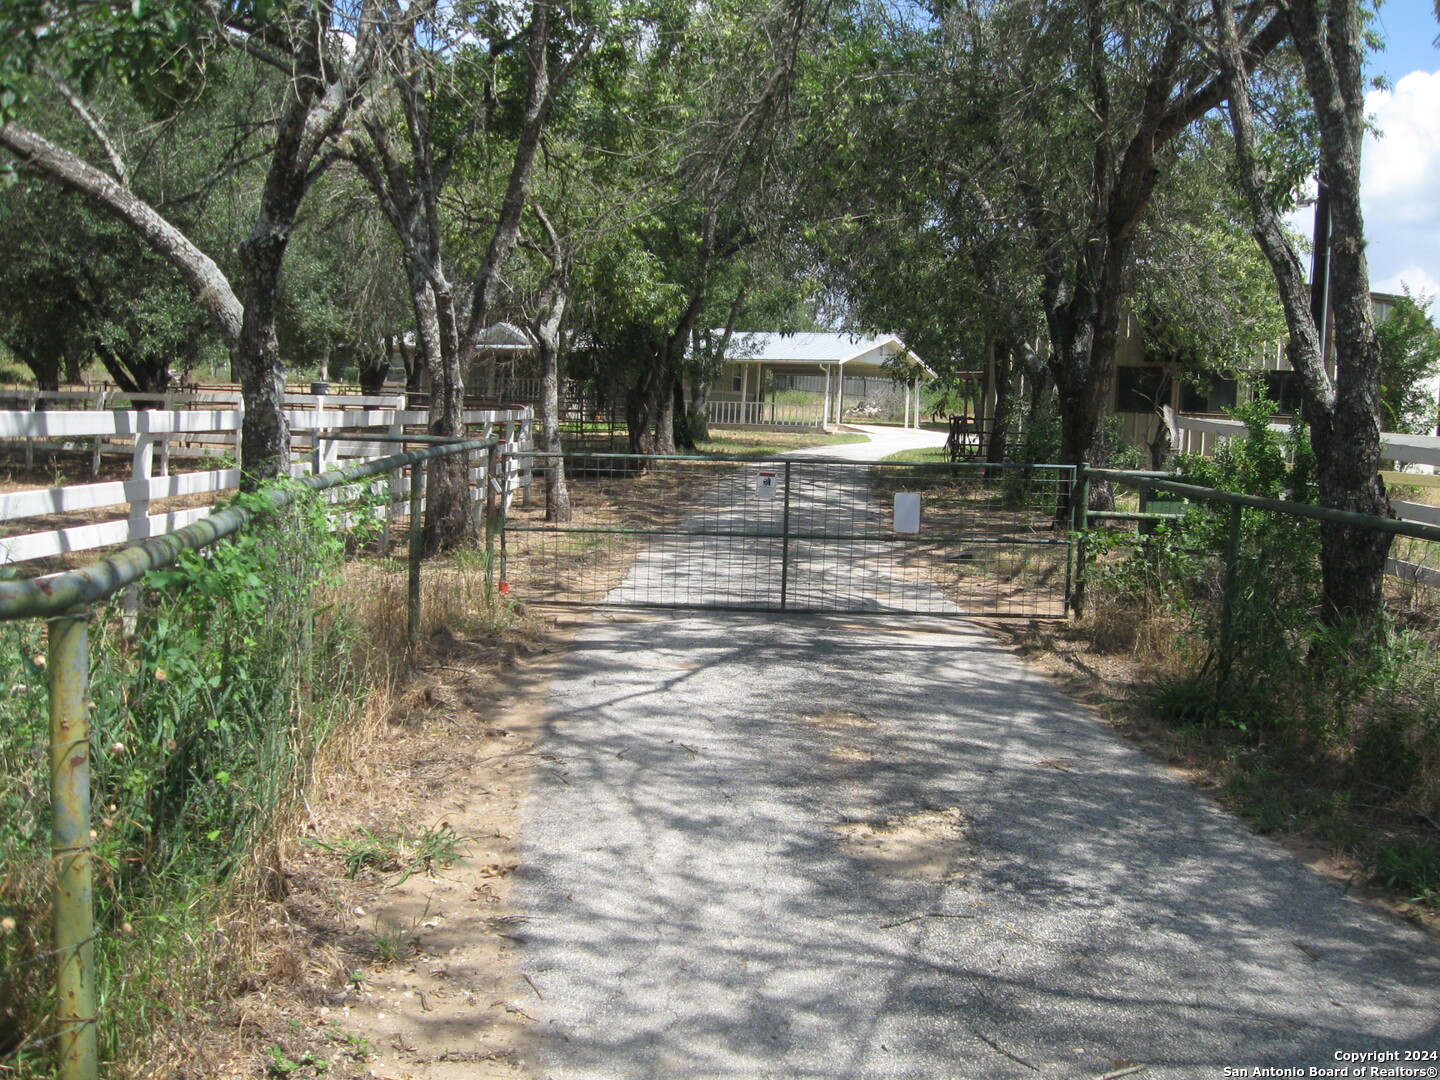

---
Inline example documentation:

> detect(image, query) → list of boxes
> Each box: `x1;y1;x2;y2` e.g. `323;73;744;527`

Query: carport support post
49;611;98;1080
407;458;425;647
779;461;793;611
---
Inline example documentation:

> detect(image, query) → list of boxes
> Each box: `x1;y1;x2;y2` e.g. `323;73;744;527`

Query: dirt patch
801;709;876;730
503;464;735;605
826;743;874;764
833;808;975;882
198;611;585;1079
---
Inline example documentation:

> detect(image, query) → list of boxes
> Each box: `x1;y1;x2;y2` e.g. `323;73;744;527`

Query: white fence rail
0;402;533;566
1170;412;1440;589
1171;413;1440;471
705;400;826;427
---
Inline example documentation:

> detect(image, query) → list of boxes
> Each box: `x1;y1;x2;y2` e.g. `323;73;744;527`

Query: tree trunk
416;275;471;553
654;356;678;456
537;324;571;522
1148;401;1174;470
359;340;391;395
626;373;655;455
984;341;1017;475
1214;0;1391;627
20;345;61;393
529;207;572;522
458;0;555;371
404;344;424;395
672;379;695;451
236;230;292;485
689;373;712;444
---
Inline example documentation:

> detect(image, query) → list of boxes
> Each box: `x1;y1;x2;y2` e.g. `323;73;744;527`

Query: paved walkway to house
512;431;1440;1079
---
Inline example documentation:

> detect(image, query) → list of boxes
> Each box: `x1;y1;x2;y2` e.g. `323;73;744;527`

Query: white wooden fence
1171;411;1440;589
0;397;532;566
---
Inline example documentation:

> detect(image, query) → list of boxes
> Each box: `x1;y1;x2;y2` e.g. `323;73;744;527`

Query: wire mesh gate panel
504;454;1073;617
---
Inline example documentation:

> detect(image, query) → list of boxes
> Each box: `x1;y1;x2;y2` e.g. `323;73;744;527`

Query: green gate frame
505;453;1075;618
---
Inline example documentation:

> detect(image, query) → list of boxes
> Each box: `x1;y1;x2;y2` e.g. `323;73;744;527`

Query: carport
712;332;935;429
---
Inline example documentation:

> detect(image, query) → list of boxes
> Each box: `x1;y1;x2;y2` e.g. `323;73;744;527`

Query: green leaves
1376;289;1440;435
0;0;213;124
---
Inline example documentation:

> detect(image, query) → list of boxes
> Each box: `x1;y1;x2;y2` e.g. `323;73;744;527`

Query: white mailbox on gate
894;492;921;533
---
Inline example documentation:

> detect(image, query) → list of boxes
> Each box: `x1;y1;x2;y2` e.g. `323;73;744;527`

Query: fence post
1217;501;1244;684
519;414;533;508
470;444;485;533
484;445;500;594
407;458;425;647
779;461;793;611
1070;469;1090;616
25;391;36;471
90;390;107;478
48;612;98;1080
122;433;157;635
157;394;172;477
231;392;244;467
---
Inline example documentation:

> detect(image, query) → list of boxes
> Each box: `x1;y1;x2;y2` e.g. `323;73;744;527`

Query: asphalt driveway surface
513;430;1440;1079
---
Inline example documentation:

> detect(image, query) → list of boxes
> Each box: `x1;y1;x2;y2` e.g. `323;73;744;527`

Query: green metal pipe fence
1069;466;1440;651
0;435;497;1080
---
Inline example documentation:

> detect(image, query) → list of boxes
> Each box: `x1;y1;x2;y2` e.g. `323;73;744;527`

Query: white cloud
1372;264;1440;300
1363;71;1440;290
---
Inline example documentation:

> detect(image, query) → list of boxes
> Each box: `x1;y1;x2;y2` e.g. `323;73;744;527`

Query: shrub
0;482;375;1075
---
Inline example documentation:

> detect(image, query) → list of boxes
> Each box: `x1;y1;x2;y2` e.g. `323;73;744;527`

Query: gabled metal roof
721;332;933;376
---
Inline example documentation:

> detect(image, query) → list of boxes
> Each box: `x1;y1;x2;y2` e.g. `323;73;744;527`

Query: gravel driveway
513;430;1440;1079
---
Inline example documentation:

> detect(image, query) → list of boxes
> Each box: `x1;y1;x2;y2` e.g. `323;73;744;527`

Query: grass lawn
880;445;950;464
697;428;870;458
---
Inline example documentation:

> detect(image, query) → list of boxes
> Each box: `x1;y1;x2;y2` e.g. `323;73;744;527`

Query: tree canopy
0;0;1412;605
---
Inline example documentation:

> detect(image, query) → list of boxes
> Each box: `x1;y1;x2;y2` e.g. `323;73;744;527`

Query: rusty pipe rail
1;435;495;1080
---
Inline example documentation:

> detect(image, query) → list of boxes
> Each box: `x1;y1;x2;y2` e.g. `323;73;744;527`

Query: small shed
711;332;934;429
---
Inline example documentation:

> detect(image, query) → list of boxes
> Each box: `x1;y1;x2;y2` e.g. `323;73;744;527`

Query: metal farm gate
502;454;1073;617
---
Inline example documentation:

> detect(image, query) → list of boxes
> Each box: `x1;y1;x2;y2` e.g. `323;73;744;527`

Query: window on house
1261;370;1303;414
731;371;743;392
1115;367;1167;413
1180;376;1238;413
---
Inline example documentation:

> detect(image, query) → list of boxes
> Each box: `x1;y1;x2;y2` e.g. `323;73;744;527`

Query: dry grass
8;544;560;1079
504;462;738;605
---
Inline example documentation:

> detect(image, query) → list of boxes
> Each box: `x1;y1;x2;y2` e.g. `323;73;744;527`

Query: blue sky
1350;1;1440;297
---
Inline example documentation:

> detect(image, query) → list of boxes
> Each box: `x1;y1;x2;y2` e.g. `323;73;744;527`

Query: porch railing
704;400;827;427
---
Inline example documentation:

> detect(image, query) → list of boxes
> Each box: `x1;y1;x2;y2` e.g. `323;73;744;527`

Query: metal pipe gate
505;454;1073;618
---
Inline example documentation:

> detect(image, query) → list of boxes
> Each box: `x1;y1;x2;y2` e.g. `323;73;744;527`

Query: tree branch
52;79;128;186
0;121;244;356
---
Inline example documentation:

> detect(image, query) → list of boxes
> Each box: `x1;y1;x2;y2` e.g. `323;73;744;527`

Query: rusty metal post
484;446;499;594
48;612;98;1080
1217;501;1244;685
1070;470;1090;617
407;460;425;647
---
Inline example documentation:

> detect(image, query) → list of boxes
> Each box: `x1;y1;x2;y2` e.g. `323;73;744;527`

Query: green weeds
1085;392;1440;908
309;821;470;885
0;480;395;1074
1371;839;1440;906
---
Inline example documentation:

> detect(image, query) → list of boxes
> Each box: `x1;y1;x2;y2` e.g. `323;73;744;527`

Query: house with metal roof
709;331;934;429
